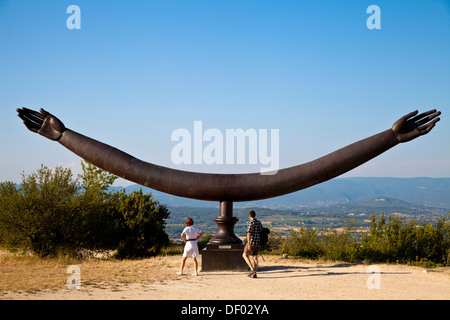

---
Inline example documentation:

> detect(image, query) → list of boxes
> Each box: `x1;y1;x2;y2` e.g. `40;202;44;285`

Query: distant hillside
111;177;450;210
315;196;449;217
163;196;449;239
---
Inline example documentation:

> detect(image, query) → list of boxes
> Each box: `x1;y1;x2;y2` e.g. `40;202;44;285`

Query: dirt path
2;255;449;300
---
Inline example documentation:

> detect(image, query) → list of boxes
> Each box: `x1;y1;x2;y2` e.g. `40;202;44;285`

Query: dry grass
2;251;450;300
0;250;181;294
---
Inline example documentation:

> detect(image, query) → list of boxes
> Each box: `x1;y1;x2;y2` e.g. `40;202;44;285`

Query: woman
178;218;204;276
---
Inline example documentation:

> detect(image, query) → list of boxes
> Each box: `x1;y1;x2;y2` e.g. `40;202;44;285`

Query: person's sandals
177;272;198;276
247;271;257;278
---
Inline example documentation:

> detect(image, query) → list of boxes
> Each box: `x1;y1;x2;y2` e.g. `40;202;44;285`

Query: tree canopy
0;161;170;258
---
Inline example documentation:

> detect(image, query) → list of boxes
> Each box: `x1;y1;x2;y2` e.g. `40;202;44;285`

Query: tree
0;165;79;256
76;161;119;252
80;161;117;194
0;161;171;259
0;181;23;247
113;189;170;259
77;161;171;258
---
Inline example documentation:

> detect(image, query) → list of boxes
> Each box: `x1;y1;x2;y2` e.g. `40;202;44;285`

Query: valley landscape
112;177;450;239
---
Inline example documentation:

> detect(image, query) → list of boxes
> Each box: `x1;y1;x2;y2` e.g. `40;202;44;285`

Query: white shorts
183;241;200;258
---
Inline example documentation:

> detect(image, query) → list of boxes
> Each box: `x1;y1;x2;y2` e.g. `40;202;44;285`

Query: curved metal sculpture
17;107;441;244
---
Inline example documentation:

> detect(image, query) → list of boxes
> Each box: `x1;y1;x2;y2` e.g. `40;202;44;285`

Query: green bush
278;213;450;266
321;226;359;262
0;165;81;256
361;213;450;265
0;162;171;259
112;190;170;259
281;227;323;259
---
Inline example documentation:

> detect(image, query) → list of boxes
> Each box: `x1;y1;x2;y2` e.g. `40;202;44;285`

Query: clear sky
1;0;449;187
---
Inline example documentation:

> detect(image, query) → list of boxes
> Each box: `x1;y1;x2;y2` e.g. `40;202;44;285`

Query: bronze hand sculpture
17;107;441;202
17;107;441;247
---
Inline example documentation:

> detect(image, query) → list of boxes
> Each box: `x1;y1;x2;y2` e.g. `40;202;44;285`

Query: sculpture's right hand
391;109;440;143
17;107;66;141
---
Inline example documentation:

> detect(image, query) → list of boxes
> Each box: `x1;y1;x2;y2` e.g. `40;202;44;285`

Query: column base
201;243;248;271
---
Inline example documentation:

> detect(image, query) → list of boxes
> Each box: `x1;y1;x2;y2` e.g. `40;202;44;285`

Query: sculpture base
201;243;248;271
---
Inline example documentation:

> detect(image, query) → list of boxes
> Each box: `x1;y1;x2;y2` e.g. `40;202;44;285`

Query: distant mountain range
314;196;448;217
111;177;450;210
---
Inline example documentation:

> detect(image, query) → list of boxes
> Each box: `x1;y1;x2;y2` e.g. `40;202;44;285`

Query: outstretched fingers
411;109;440;126
17;107;44;123
18;107;43;118
417;111;441;127
17;107;45;132
418;117;440;136
410;109;436;121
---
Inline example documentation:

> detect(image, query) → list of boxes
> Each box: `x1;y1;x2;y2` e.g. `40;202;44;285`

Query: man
242;210;263;278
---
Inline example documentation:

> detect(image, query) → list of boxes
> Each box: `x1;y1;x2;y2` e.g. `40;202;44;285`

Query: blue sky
1;0;449;187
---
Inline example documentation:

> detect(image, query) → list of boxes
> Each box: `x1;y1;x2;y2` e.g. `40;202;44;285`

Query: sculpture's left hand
392;109;441;143
17;107;66;141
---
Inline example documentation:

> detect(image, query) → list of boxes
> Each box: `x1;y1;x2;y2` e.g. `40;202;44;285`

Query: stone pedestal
200;200;248;271
201;243;248;271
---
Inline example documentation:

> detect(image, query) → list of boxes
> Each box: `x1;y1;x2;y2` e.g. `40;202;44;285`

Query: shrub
279;213;450;266
0;165;80;256
321;226;359;262
361;214;450;265
0;162;171;259
112;189;170;259
281;227;323;259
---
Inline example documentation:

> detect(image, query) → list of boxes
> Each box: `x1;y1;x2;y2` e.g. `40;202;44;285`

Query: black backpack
260;227;270;247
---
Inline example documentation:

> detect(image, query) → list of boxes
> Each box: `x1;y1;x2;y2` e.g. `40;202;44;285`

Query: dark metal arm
17;108;440;202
